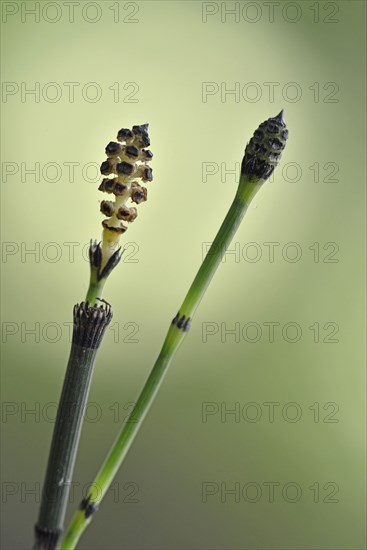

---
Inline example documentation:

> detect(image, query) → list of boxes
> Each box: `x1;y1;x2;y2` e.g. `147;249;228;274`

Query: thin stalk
85;265;106;307
61;111;288;549
34;302;112;550
60;177;262;550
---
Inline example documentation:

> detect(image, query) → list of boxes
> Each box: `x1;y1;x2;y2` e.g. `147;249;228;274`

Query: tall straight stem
61;176;263;549
34;302;112;550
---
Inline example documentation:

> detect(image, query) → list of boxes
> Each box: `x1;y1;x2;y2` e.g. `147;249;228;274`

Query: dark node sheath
172;312;191;333
34;525;62;550
80;495;98;519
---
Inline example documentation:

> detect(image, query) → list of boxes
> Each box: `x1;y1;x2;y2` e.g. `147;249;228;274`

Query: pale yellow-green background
1;1;366;549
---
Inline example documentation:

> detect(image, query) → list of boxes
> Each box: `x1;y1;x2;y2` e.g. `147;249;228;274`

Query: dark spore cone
241;110;288;182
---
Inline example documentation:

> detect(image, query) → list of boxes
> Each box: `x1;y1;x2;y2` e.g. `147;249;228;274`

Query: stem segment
34;302;112;550
60;176;263;549
85;279;106;307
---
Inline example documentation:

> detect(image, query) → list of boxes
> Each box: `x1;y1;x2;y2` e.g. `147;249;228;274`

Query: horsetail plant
34;125;153;550
61;111;289;549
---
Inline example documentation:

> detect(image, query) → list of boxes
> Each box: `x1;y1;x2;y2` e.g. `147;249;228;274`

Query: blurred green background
1;1;366;549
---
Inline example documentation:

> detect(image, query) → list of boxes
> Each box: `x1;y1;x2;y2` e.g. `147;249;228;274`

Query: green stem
85;246;107;307
34;303;112;550
85;279;106;307
35;240;120;549
60;175;263;550
180;177;262;317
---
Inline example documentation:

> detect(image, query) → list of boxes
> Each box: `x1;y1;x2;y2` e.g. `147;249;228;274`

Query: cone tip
274;110;284;122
